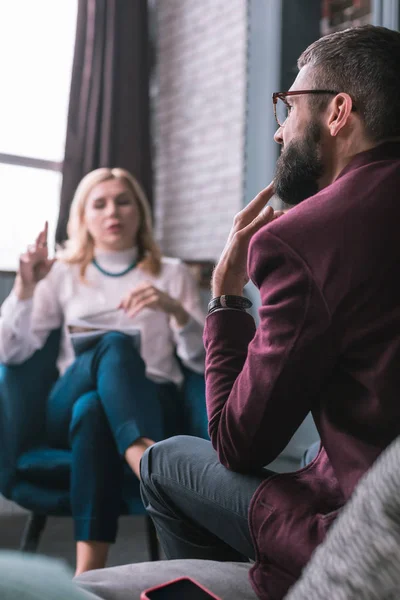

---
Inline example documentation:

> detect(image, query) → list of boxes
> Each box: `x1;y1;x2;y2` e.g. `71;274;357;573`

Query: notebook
67;308;141;356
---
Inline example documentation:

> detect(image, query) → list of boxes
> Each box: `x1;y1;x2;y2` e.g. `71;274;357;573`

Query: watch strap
208;295;252;314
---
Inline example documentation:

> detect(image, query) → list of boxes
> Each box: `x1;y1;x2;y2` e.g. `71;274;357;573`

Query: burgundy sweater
204;142;400;600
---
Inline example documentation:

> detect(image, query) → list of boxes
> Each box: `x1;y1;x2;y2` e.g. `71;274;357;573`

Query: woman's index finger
36;222;48;246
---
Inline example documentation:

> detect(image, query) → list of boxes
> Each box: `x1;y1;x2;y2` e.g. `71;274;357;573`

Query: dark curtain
56;0;153;243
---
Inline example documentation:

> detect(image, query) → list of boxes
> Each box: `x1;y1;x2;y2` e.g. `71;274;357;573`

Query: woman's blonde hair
57;168;162;280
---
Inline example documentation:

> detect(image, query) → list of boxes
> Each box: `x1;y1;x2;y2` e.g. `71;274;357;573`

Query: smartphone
140;576;222;600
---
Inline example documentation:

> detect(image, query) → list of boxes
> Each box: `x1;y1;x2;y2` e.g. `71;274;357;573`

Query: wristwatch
207;295;253;314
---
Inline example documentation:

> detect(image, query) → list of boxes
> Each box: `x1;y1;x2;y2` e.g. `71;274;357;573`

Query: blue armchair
0;329;208;560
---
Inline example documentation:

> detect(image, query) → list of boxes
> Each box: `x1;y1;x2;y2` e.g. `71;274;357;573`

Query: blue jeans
46;332;178;543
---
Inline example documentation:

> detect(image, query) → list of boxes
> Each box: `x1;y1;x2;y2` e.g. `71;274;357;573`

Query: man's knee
140;436;193;483
140;435;213;488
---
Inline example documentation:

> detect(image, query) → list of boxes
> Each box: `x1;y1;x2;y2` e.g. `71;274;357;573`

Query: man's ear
327;93;354;137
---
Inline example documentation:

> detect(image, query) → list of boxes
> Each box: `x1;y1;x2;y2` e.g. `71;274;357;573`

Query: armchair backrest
180;363;208;439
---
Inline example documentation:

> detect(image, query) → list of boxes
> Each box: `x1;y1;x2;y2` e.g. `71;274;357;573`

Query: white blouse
0;249;206;385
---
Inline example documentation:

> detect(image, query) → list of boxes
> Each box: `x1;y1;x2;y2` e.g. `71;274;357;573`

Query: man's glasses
272;90;342;127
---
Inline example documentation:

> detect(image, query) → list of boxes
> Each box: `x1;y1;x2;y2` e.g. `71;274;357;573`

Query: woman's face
84;178;141;251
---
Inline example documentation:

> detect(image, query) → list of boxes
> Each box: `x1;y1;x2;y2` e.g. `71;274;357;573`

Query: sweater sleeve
0;269;63;365
203;230;334;471
168;262;206;373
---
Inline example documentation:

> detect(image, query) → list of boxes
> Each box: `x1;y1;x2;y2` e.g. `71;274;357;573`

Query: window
0;0;78;271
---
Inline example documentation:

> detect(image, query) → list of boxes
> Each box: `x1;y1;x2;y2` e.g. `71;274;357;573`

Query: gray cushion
76;559;258;600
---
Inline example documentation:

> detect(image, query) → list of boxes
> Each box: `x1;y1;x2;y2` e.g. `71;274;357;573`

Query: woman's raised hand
119;282;189;327
14;222;55;299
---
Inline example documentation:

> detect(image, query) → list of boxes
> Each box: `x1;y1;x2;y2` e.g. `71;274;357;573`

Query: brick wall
153;0;247;261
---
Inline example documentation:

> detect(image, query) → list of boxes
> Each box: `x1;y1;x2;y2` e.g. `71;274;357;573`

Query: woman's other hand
14;222;55;300
119;282;189;327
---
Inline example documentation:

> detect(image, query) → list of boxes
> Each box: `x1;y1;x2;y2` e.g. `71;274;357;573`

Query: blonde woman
0;168;205;575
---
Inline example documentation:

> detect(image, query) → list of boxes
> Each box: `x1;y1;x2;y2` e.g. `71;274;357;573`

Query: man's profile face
274;66;326;205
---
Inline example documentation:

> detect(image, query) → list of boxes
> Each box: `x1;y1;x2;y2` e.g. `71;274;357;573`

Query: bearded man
77;25;400;600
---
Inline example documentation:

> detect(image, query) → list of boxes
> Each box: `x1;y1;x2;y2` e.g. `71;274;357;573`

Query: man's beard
274;121;324;205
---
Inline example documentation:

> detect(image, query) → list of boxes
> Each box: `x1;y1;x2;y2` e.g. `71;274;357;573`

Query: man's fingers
239;182;275;222
239;206;275;240
230;183;275;235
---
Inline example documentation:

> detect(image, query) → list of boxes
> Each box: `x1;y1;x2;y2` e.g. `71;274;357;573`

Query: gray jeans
140;435;275;562
77;436;271;600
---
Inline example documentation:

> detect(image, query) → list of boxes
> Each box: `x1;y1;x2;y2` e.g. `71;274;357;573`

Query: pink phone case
140;576;222;600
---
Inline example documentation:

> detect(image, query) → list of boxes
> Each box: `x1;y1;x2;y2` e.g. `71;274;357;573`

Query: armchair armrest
0;329;61;495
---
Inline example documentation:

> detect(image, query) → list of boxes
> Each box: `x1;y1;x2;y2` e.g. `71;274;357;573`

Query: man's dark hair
298;25;400;142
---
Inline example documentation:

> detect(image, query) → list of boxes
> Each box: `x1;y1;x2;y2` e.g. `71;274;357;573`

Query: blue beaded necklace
92;257;137;277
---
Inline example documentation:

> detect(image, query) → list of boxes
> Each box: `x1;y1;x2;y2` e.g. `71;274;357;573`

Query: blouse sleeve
168;262;206;373
0;268;63;365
